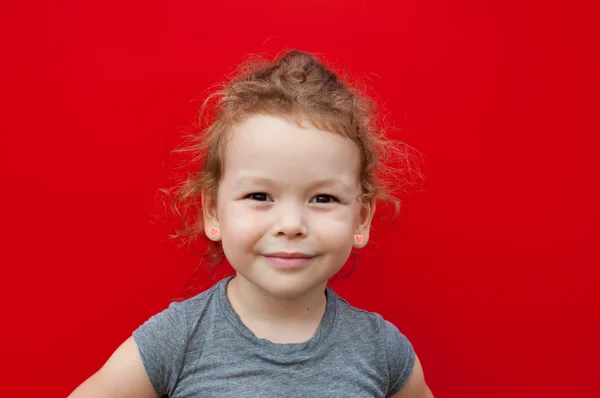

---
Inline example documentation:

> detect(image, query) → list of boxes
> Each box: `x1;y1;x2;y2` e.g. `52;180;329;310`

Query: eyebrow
233;177;355;192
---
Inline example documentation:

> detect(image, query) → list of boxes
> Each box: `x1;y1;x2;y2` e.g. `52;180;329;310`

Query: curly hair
155;49;424;270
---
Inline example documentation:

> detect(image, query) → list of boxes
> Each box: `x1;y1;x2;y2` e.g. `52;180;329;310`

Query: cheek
219;203;267;246
309;208;360;247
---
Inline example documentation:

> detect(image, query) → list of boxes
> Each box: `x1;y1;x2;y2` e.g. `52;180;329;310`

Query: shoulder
330;290;415;357
332;291;412;344
330;290;417;396
130;277;228;396
135;278;223;333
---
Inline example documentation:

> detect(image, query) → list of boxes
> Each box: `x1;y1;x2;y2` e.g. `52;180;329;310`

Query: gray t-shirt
133;276;415;397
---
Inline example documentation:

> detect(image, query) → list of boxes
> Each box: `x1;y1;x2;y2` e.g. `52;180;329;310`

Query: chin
232;255;341;298
250;272;327;299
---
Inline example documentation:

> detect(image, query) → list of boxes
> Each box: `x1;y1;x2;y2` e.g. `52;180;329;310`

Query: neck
227;274;328;325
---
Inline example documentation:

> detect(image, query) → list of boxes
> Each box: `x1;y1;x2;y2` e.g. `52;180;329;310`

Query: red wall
1;1;598;397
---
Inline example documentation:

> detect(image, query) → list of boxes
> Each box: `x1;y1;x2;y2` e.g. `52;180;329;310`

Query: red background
1;1;598;397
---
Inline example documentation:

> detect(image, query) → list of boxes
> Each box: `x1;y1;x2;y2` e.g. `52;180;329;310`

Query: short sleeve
132;300;189;397
378;317;416;396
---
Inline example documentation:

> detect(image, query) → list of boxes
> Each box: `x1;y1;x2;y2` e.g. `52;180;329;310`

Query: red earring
354;234;364;245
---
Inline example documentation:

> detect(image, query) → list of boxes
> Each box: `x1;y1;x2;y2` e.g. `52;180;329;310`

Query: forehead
223;115;361;188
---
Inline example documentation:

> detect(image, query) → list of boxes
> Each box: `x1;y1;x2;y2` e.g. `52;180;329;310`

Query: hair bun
284;68;307;84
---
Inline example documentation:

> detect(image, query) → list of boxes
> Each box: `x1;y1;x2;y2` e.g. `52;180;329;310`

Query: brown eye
311;195;338;203
246;193;271;202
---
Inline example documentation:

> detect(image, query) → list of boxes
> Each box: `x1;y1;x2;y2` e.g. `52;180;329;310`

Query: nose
272;200;308;238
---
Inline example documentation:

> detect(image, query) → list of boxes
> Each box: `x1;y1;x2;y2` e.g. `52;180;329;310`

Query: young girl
69;49;433;398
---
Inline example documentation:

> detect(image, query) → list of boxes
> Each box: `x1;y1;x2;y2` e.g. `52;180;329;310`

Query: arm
389;355;434;398
68;336;159;398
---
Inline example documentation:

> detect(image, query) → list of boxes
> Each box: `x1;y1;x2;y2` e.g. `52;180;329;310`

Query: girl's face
205;114;375;298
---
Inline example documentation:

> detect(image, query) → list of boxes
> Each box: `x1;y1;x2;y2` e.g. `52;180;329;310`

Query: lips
264;252;313;259
262;253;314;269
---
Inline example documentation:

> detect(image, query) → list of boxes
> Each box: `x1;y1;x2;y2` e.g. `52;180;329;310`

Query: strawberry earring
209;226;220;239
354;234;364;246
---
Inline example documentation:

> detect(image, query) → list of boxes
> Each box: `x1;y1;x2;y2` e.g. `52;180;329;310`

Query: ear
201;191;221;241
354;196;376;248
